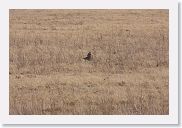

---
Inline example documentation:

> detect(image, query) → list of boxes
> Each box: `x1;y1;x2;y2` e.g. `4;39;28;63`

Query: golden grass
9;9;169;115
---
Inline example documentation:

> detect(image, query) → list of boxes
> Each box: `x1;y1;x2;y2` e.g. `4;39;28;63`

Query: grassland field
9;9;169;115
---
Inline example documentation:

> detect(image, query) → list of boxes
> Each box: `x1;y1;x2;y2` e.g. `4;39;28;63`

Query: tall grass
9;9;169;115
9;9;168;75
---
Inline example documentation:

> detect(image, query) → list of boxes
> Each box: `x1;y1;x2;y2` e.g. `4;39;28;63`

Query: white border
0;0;178;124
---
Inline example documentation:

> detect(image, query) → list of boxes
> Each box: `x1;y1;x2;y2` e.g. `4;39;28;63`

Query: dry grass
9;9;169;115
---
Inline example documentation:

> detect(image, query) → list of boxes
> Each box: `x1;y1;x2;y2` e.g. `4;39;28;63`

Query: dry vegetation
9;9;169;115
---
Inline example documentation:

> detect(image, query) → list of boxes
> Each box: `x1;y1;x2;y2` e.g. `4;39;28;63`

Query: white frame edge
0;0;178;124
